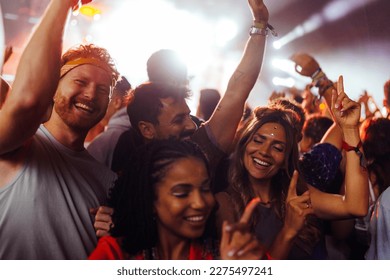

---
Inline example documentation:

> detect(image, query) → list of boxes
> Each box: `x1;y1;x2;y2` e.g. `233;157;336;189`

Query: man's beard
54;95;105;133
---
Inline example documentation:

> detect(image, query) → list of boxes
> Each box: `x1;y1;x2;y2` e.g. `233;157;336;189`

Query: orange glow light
79;6;101;17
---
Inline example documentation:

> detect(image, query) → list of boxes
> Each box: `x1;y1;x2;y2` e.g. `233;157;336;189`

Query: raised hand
248;0;269;23
220;198;266;260
90;206;114;238
290;53;320;77
358;90;370;105
283;171;314;236
331;75;361;129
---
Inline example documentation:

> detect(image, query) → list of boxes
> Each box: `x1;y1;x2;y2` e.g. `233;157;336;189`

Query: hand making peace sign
220;198;266;260
331;75;361;129
283;171;314;237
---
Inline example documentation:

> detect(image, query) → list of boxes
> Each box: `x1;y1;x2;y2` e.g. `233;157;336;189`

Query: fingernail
237;250;244;256
335;104;339;109
225;224;232;231
227;250;235;257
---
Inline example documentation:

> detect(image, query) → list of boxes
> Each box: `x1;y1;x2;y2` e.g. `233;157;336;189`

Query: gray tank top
0;125;117;259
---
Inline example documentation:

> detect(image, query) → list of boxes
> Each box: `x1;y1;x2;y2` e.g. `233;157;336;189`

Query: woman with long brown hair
217;76;369;259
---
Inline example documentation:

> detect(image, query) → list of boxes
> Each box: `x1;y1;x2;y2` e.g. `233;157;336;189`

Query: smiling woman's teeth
185;216;205;222
253;158;271;167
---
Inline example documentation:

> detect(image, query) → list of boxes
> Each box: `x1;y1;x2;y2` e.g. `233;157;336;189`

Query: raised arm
0;0;90;154
207;0;269;152
309;76;369;219
290;53;336;111
290;53;342;148
290;55;369;219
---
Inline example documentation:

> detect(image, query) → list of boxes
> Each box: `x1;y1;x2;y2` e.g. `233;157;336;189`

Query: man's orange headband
60;57;113;79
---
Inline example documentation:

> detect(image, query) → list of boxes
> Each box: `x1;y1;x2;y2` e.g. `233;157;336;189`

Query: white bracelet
249;26;268;36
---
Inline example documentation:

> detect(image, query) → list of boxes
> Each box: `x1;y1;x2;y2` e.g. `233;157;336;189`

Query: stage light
273;0;379;49
323;0;377;22
273;41;282;49
302;14;323;33
70;19;78;26
4;13;19;21
79;6;101;18
271;58;295;73
215;19;238;47
84;34;93;43
273;15;325;49
272;77;295;88
93;14;101;21
62;0;241;112
271;58;308;82
323;0;350;21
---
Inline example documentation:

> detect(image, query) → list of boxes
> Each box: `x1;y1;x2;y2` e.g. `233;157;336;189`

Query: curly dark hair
127;82;191;135
302;114;333;145
108;139;217;256
228;106;322;257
